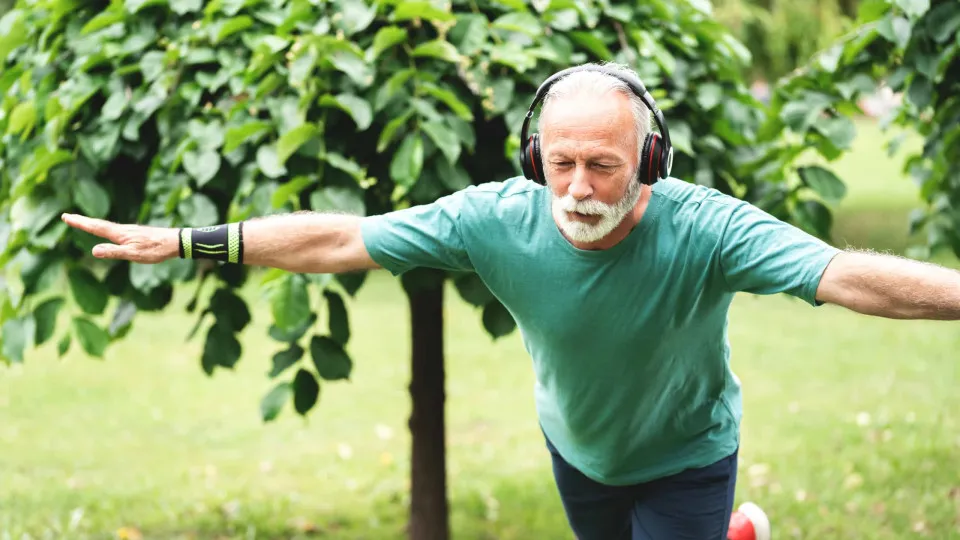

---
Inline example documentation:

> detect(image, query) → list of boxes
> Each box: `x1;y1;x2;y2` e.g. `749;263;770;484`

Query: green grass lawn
3;118;959;539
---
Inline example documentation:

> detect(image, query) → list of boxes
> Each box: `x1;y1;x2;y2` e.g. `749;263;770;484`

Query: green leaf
794;200;833;239
421;121;461;164
895;0;929;18
378;108;414;152
877;14;912;48
109;300;137;338
798;165;847;203
696;83;723;110
328;50;374;88
7;100;36;137
270;274;312;332
73;316;110;358
336;272;366;297
568;31;613;60
139;51;166;82
390;133;424;187
178;193;219;227
322;153;367;183
319;94;373;131
436;157;472;191
310;335;353;381
260;381;292;422
482;300;516;339
125;0;166;13
81;10;126;34
928;3;960;43
210;288;251;332
68;267;109;315
33;297;64;346
201;322;242;374
449;14;487;56
454;273;493;306
324;291;349;346
183;150;221;186
272;175;315;208
224;121;272;153
213;15;253;44
293;368;320;415
187;119;226;151
411;39;461;63
376;68;415;111
422;82;473;121
311;186;366;216
370;26;407;59
489;42;537;73
491;12;542;37
57;333;71;358
276;123;318;165
257;145;288;178
447;116;476;152
0;11;28;60
390;1;455;22
907;75;933;110
170;0;202;14
857;0;890;22
269;312;317;343
102;92;128;121
2;316;35;363
338;0;378;35
75;176;110;219
779;93;833;131
813;116;857;151
269;343;304;377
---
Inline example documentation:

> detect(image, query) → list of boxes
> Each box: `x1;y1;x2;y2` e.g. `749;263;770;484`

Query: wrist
176;223;245;264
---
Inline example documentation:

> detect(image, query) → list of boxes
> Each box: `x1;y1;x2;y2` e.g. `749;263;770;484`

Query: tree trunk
403;268;449;540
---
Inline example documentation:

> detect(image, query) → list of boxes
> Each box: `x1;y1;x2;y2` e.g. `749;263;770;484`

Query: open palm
61;213;178;264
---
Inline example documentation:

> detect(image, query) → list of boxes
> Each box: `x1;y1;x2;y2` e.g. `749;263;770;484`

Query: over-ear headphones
518;64;674;186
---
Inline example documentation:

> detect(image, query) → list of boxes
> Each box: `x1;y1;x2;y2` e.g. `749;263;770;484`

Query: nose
567;165;593;200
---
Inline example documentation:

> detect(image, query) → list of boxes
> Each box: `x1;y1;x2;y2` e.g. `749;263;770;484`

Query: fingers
91;243;137;260
61;213;122;242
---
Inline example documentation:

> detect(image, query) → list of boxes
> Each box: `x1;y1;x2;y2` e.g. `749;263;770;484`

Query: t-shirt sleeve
359;192;473;276
718;200;842;306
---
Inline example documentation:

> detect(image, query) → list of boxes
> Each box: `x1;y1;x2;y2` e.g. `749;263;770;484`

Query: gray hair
537;62;652;158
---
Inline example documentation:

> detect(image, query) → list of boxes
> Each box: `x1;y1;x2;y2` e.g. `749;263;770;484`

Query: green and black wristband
178;223;244;264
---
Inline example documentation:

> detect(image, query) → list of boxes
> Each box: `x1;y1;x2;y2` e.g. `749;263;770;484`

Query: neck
558;183;652;251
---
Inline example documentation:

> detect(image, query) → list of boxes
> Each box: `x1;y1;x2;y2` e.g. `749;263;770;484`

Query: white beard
551;179;643;244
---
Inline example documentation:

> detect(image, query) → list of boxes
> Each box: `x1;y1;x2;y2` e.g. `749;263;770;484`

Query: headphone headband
518;64;674;184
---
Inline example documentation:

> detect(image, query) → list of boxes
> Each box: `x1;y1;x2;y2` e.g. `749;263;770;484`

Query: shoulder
456;176;542;203
651;177;747;229
450;176;544;219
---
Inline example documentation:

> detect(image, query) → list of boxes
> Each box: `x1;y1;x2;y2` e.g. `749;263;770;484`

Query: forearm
817;251;960;320
221;212;379;274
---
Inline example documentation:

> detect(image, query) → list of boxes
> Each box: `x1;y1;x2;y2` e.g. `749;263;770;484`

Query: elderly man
62;62;960;540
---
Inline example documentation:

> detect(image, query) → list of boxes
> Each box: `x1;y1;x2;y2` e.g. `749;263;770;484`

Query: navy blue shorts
545;435;738;540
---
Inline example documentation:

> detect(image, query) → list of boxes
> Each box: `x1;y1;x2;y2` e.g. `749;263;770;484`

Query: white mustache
558;195;616;216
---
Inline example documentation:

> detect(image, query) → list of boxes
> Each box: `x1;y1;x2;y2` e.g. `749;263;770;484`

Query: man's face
540;92;642;245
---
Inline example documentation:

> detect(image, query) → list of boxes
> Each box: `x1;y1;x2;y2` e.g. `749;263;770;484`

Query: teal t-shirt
360;176;841;485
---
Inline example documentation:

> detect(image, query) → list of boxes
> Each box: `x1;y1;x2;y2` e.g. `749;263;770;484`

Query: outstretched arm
815;250;960;320
60;211;381;275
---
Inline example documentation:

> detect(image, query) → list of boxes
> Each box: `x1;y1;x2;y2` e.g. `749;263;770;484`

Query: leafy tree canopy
0;0;871;416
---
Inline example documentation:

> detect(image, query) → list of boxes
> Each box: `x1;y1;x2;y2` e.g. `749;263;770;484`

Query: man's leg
630;450;739;540
544;435;635;540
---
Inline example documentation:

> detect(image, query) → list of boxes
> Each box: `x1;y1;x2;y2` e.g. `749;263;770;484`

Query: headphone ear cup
532;134;546;184
639;133;655;185
520;135;545;183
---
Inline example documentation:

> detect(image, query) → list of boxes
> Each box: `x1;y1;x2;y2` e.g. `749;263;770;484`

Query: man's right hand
61;213;179;264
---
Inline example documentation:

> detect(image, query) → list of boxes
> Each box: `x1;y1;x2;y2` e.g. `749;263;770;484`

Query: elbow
300;217;375;274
